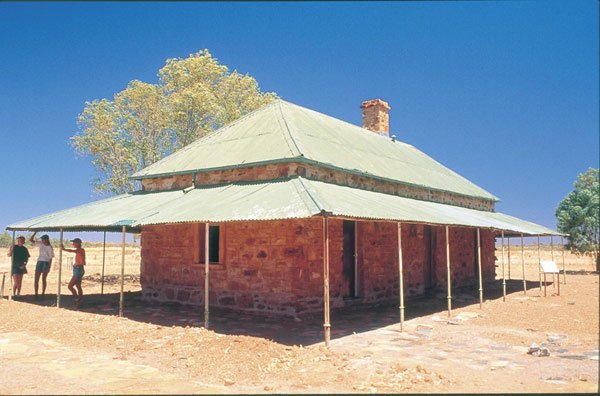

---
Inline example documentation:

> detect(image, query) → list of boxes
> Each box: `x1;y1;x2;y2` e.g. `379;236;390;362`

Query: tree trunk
596;253;600;273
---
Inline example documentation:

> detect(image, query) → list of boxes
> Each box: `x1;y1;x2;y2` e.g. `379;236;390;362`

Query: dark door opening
425;225;437;291
473;228;479;279
342;220;357;298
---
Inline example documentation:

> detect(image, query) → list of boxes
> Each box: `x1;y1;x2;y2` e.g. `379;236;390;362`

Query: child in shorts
61;238;86;307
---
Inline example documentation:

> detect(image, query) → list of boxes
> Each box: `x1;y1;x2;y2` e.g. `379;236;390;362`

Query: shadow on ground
564;269;598;276
4;278;554;346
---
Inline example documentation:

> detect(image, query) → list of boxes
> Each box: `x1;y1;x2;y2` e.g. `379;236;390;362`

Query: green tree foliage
71;50;277;194
0;231;13;248
556;168;599;271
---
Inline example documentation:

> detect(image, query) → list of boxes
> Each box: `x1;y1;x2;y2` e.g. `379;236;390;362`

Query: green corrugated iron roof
298;178;558;236
5;189;184;232
6;177;559;236
132;100;498;201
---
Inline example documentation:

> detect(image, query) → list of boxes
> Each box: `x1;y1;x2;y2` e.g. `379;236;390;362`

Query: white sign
540;260;559;273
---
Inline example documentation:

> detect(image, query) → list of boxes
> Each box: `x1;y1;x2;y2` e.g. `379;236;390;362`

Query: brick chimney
361;99;391;135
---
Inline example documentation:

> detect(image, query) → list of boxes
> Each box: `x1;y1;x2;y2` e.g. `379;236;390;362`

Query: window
208;225;220;263
196;223;224;264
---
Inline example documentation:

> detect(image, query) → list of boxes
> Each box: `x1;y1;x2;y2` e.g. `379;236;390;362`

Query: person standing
29;232;55;299
7;235;30;297
61;238;85;307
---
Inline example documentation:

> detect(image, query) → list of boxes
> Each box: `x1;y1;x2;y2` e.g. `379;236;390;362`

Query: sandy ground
0;246;598;394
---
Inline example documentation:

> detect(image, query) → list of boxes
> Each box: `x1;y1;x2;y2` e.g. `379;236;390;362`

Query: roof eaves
293;176;325;214
276;100;303;157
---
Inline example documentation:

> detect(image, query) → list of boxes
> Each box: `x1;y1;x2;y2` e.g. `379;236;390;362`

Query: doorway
342;220;357;298
425;225;437;291
473;229;479;279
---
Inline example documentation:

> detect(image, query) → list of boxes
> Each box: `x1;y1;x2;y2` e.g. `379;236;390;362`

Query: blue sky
0;1;598;243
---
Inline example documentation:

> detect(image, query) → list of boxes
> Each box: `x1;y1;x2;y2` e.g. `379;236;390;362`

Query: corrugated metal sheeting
5;189;184;232
132;100;498;201
7;177;560;236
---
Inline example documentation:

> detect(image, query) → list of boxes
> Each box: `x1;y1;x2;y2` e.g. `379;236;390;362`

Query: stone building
130;99;501;316
8;98;559;332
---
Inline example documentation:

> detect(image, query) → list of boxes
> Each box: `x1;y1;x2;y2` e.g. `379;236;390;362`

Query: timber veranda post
119;225;126;317
501;231;506;302
9;231;15;301
204;222;210;328
561;235;566;284
550;236;555;288
507;237;511;280
322;216;331;347
101;231;106;295
1;267;5;300
397;222;405;331
445;225;452;317
537;236;542;294
521;234;526;295
57;229;63;308
476;228;483;309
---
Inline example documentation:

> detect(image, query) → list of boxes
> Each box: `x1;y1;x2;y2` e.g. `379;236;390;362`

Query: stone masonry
361;99;391;135
141;162;495;211
140;218;496;317
138;98;499;316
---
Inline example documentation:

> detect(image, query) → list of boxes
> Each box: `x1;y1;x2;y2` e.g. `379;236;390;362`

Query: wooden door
425;225;437;291
342;220;357;298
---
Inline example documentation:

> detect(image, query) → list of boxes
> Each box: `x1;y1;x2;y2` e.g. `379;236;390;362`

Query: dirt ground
0;246;598;394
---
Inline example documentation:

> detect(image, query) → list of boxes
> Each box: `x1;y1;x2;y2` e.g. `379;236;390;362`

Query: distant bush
0;231;138;249
0;231;12;248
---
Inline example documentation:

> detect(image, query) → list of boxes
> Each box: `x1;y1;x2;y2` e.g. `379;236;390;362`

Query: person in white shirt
30;232;55;298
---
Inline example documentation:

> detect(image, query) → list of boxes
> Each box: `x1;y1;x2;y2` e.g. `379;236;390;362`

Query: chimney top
361;99;391;111
360;99;391;135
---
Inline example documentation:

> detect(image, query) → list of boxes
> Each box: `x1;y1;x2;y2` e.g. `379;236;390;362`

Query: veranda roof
6;177;560;236
4;189;184;232
132;100;498;202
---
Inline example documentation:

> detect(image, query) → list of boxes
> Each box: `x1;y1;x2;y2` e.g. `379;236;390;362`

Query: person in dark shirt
7;235;30;296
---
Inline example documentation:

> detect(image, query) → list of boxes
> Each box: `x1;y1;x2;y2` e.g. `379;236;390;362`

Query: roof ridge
295;176;327;213
276;100;303;157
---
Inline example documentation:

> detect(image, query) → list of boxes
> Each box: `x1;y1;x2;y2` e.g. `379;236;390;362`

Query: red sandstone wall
356;223;495;302
431;226;496;290
141;162;495;211
481;229;496;281
141;174;193;191
141;219;339;316
233;163;494;211
140;223;202;302
140;219;497;316
358;222;399;302
197;163;297;186
400;224;431;297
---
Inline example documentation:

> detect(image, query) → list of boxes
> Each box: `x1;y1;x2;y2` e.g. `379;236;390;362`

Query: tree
556;168;599;271
71;50;277;194
0;231;13;248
